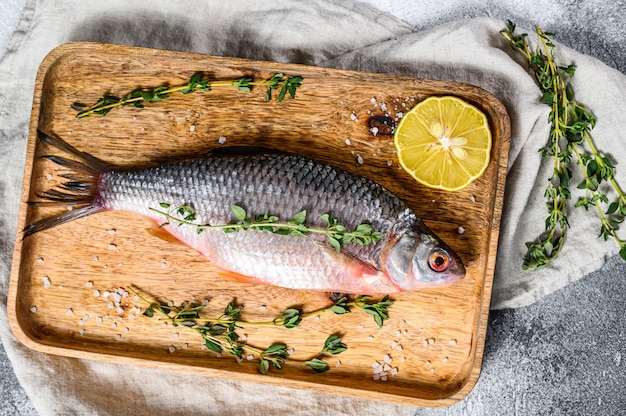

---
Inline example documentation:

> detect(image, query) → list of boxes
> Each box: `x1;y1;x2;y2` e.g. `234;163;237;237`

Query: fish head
382;227;465;291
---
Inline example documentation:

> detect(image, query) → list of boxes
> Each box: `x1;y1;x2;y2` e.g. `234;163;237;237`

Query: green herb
151;204;384;253
304;334;347;373
501;21;626;269
130;287;393;374
72;72;303;118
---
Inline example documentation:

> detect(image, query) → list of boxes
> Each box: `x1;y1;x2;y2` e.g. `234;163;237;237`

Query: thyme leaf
73;72;303;118
501;21;626;268
150;204;384;253
130;287;389;375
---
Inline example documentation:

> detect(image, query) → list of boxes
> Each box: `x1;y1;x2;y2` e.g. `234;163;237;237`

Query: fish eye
428;249;451;272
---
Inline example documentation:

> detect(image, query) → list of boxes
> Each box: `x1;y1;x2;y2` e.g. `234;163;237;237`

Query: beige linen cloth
1;1;625;414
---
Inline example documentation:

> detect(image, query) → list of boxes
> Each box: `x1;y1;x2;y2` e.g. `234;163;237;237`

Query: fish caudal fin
23;131;110;238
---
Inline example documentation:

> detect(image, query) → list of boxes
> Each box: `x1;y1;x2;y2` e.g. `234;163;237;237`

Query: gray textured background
2;0;625;415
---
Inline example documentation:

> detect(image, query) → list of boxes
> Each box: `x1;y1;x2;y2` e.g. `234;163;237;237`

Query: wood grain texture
8;42;510;407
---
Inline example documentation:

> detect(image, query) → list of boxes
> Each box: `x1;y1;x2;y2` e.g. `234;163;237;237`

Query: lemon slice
394;96;492;191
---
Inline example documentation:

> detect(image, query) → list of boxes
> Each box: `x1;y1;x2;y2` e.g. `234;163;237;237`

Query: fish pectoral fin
318;244;380;279
217;269;267;285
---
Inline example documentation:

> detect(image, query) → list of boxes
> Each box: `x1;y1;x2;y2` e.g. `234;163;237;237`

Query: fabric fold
1;1;625;415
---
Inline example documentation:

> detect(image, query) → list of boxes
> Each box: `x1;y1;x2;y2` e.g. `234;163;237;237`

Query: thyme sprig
501;21;626;269
130;287;392;374
151;203;384;253
72;72;303;118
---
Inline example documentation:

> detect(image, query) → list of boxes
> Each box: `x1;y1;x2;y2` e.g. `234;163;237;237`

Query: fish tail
23;131;110;238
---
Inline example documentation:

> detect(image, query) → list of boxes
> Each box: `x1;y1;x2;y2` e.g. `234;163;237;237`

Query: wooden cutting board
8;42;510;407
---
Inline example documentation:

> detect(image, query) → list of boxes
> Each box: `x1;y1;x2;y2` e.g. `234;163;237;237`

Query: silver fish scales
26;131;465;294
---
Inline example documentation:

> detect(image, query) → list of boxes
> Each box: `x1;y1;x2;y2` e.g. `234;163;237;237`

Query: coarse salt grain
66;309;74;316
168;346;176;353
396;345;403;352
335;361;341;368
93;256;99;262
345;138;351;146
370;127;379;136
30;306;37;313
367;336;374;342
449;339;457;345
470;195;476;203
106;229;116;235
246;355;254;361
390;341;398;349
172;333;179;339
287;349;294;355
189;124;196;132
96;317;103;324
384;354;392;364
108;244;117;251
79;329;85;336
356;154;364;165
114;334;121;340
443;357;449;363
350;112;357;121
93;290;100;297
457;226;465;234
46;173;53;180
42;276;51;289
218;136;227;144
37;258;44;264
428;338;435;345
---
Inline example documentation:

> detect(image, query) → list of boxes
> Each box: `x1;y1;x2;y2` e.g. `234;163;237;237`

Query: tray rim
8;41;511;408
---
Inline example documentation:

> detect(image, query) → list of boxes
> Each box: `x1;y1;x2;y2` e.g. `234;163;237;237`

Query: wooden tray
8;42;510;407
